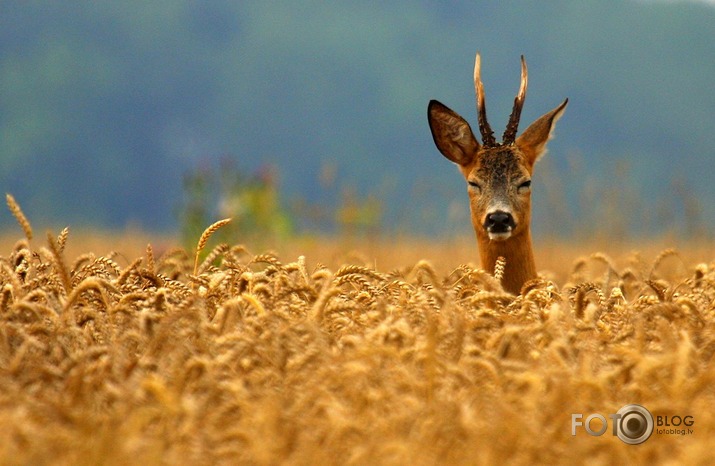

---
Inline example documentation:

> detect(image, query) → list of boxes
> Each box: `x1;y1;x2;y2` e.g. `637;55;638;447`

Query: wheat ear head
47;231;72;294
493;256;506;283
57;227;69;253
193;218;231;277
6;194;33;240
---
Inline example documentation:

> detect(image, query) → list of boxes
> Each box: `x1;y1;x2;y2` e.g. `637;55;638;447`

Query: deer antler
474;53;497;147
502;55;528;145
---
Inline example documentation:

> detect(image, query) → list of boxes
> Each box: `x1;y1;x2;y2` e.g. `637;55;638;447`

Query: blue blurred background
1;1;714;238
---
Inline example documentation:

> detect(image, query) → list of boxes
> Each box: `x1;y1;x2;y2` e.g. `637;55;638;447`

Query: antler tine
503;55;528;145
474;53;497;147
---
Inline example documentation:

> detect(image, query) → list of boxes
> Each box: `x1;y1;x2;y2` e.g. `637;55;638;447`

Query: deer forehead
473;148;530;186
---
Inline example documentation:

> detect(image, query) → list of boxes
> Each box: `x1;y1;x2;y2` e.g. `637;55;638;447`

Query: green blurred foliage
179;160;293;250
179;158;388;248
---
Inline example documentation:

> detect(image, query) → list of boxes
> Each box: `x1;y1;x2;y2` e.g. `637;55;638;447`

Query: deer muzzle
484;210;516;240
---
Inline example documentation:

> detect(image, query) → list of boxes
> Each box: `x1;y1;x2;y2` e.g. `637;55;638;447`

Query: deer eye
517;179;531;194
468;180;482;193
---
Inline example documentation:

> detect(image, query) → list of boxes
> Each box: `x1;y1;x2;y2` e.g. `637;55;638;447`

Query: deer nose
484;211;516;233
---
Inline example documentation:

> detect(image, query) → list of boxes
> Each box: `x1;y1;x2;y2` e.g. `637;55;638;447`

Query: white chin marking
488;231;512;241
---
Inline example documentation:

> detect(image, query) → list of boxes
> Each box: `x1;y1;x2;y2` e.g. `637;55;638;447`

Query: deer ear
428;100;479;166
516;98;568;167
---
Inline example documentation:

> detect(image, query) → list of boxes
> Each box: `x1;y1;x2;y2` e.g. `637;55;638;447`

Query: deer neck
476;229;537;295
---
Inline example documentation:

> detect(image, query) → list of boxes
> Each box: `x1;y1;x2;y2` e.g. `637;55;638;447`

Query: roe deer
428;53;567;294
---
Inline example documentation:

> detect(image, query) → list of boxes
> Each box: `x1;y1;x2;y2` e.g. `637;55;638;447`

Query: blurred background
1;0;714;246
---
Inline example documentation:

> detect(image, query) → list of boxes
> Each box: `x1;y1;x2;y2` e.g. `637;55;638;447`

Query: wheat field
1;203;714;464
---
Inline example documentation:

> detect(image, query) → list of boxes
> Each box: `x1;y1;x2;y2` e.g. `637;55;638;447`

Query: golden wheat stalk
117;257;143;286
493;256;506;282
57;227;69;253
6;194;33;240
146;243;155;274
240;292;266;316
63;277;112;312
0;284;13;313
197;243;230;275
650;248;680;278
568;281;606;319
46;231;72;294
193;218;231;277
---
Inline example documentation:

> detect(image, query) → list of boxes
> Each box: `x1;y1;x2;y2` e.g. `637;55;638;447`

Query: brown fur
428;56;567;294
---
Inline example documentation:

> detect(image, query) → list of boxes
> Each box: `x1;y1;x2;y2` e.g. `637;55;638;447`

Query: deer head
427;53;567;294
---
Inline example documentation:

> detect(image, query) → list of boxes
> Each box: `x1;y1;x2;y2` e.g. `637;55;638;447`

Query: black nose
484;211;516;233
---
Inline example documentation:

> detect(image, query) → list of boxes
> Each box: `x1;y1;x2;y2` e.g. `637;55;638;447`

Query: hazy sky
1;1;714;237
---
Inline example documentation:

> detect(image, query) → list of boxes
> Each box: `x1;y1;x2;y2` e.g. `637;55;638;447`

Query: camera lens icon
615;404;654;445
